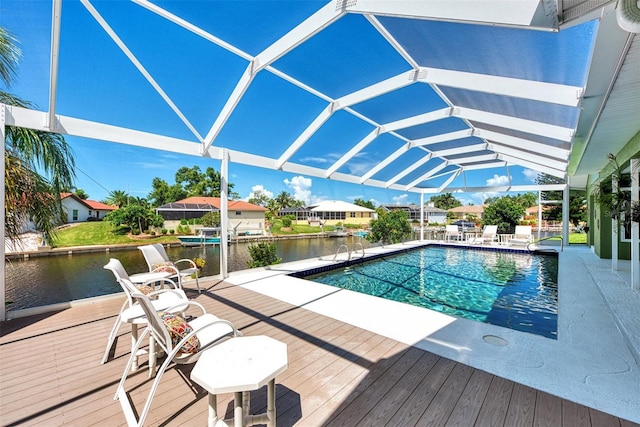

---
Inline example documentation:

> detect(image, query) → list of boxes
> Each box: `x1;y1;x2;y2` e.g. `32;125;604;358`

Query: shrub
282;217;292;228
247;243;282;268
180;219;188;225
149;230;156;236
161;228;168;235
169;229;175;234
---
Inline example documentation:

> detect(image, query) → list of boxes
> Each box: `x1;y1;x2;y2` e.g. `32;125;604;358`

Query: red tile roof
60;193;117;210
177;197;267;211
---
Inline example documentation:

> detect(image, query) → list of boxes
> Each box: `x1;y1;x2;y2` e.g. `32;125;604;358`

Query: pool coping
224;240;640;423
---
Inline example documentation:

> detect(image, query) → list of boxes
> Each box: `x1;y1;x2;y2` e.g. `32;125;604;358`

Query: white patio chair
138;243;201;293
115;292;239;427
509;225;533;246
102;258;189;367
470;225;498;245
445;225;462;242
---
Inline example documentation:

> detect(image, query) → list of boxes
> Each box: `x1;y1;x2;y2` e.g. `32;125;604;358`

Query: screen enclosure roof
3;0;640;195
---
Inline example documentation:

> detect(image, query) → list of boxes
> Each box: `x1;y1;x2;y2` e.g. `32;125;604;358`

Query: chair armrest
178;319;240;352
161;299;206;316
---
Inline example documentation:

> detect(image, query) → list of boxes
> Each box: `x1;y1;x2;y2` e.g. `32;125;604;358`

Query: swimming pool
297;245;558;339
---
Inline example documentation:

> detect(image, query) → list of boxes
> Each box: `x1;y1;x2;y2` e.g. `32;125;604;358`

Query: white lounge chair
470;225;498;245
509;225;533;246
115;292;239;427
138;243;201;293
102;258;189;367
445;225;462;242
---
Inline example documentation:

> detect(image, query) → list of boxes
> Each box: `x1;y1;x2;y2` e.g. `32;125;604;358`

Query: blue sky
2;1;593;207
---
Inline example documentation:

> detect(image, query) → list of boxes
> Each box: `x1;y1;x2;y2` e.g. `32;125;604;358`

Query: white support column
631;158;639;290
612;175;619;271
562;185;569;243
220;150;229;279
420;193;424;241
1;104;6;322
537;190;542;242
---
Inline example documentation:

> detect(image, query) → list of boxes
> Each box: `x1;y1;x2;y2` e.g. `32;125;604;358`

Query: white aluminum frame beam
404;160;451;190
276;102;336;169
449;153;497;165
326;127;380;177
421;67;582;107
438;169;462;192
348;0;552;27
431;143;487;157
461;161;507;171
497;153;566;178
48;0;62;130
382;108;452;133
487;143;567;171
474;127;570;160
412;129;473;147
360;142;411;183
385;153;433;187
455;107;574;141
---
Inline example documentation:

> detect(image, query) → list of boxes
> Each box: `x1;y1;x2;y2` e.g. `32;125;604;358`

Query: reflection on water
5;236;373;311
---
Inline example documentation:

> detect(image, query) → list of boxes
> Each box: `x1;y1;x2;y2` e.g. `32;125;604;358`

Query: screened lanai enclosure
2;0;640;320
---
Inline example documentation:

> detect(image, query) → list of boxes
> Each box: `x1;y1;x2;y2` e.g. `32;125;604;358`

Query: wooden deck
1;279;637;427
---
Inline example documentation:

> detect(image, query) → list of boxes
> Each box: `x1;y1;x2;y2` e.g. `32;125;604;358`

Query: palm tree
275;191;295;210
2;26;76;244
104;189;130;207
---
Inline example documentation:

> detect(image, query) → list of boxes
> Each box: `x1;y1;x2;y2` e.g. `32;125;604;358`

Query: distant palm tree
275;191;295;210
2;26;76;244
105;189;130;207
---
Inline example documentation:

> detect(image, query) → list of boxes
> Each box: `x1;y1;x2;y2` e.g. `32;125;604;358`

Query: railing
333;244;350;261
528;235;563;252
352;242;365;259
333;243;365;261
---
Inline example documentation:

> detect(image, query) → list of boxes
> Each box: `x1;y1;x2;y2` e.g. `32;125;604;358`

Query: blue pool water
302;246;558;339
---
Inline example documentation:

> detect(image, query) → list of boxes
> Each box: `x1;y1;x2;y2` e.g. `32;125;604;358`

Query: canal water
4;236;374;311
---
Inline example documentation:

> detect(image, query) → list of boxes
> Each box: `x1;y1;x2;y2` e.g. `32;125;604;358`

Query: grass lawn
53;221;179;248
569;232;587;244
544;233;587;244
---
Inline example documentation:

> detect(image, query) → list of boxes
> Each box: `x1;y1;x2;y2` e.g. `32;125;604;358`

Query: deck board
1;278;637;427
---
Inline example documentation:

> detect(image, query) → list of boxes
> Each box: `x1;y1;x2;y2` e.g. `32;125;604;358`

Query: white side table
191;336;288;427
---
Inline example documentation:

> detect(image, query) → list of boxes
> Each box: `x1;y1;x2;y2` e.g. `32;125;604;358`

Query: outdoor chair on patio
470;225;498;245
102;258;189;367
445;225;462;242
509;225;533;246
139;243;201;293
115;292;240;427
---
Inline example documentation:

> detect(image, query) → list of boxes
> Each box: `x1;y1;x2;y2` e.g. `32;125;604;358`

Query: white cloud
522;169;539;183
486;174;510;186
246;184;273;201
392;194;409;204
284;175;314;204
298;156;330;164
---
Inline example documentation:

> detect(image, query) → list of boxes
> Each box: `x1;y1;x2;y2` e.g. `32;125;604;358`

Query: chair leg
101;315;123;364
102;299;128;364
136;350;178;427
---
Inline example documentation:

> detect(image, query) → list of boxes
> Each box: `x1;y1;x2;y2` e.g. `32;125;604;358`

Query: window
235;211;242;216
350;212;356;218
72;210;78;221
